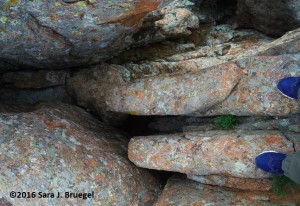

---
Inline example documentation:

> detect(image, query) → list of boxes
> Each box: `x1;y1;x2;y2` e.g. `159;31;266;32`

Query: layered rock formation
0;0;201;70
1;0;300;205
156;176;300;205
128;130;297;178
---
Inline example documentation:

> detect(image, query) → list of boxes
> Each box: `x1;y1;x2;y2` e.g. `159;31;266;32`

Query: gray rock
0;0;169;70
237;0;300;36
66;64;128;126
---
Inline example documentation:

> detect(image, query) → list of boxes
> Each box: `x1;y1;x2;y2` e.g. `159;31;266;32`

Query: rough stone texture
0;87;72;105
109;42;195;64
128;130;295;178
106;63;242;115
156;175;300;206
0;0;169;70
255;28;300;56
197;55;300;116
1;70;69;88
66;64;128;126
106;54;299;116
154;8;199;37
187;174;272;191
284;132;300;152
237;0;300;37
0;103;161;206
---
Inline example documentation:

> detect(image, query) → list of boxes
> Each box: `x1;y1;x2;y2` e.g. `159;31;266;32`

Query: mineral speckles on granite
128;130;295;178
155;175;300;205
198;54;300;116
106;63;242;115
0;103;161;206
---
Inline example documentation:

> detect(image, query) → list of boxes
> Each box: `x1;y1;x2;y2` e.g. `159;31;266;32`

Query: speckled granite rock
66;64;129;126
128;130;295;178
237;0;300;37
155;175;300;206
154;8;199;37
0;103;161;206
107;54;300;116
255;28;300;56
0;0;169;70
197;54;300;116
187;174;272;191
106;63;242;115
1;70;69;88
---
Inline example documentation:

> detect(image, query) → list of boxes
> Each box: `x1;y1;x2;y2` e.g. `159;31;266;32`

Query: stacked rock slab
0;103;160;206
105;28;300;116
155;176;300;205
128;130;296;178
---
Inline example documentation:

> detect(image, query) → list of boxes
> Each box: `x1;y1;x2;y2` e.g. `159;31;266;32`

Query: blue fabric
255;152;286;175
277;77;300;99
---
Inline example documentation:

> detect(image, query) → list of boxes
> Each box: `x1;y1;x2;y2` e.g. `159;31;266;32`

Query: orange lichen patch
237;91;247;103
265;135;282;143
143;193;152;203
135;90;144;99
97;0;160;27
37;112;67;129
2;0;18;10
95;173;106;183
85;158;99;169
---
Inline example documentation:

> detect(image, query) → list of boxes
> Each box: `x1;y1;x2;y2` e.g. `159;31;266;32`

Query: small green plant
214;114;238;130
271;175;299;196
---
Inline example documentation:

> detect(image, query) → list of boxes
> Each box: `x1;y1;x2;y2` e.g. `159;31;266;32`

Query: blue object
255;151;286;175
277;77;300;99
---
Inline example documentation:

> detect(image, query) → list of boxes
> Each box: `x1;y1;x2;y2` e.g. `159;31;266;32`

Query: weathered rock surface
105;27;300;116
156;175;300;205
0;0;171;70
154;8;199;37
128;130;295;178
0;103;161;206
187;174;272;191
237;0;300;37
66;64;129;126
197;54;300;116
1;70;69;88
106;55;299;116
255;28;300;56
106;63;242;115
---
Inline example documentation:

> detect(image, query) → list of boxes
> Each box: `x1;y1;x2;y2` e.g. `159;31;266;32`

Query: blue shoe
277;77;300;99
255;151;286;175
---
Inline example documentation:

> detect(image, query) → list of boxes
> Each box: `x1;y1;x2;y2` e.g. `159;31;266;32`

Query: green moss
271;175;300;196
0;17;8;24
214;114;238;130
